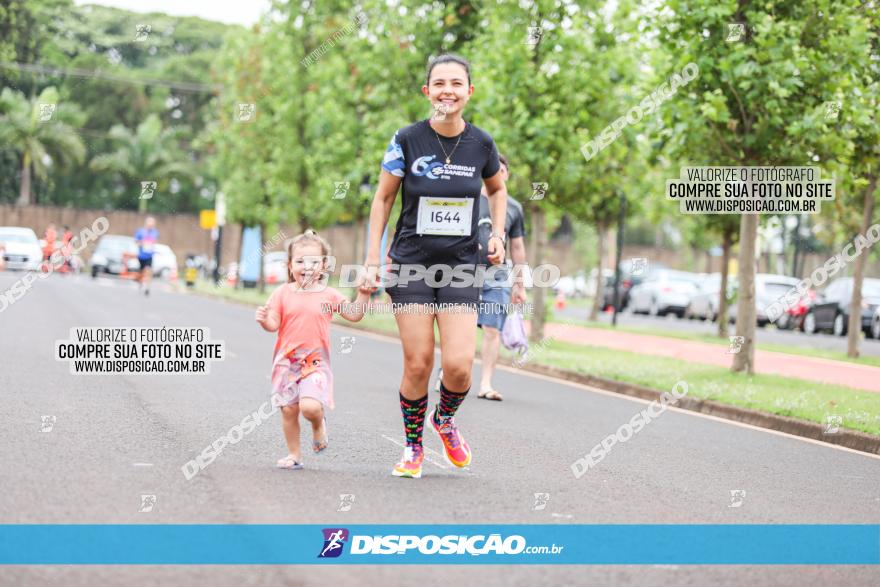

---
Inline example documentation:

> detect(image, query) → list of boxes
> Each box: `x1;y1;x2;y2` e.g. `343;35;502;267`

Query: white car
0;227;43;271
263;251;288;285
151;244;178;280
628;269;702;317
553;276;577;298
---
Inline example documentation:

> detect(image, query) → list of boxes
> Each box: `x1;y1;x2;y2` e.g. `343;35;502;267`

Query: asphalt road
1;272;879;586
556;303;880;358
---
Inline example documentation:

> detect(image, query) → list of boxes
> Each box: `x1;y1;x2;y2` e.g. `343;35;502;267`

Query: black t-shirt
477;194;526;267
381;119;501;265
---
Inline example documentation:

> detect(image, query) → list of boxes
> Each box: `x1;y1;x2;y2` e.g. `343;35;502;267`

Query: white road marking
381;434;449;469
132;463;153;467
332;323;880;462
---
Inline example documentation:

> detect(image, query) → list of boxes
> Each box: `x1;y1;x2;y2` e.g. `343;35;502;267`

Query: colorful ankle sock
435;381;469;422
400;392;428;447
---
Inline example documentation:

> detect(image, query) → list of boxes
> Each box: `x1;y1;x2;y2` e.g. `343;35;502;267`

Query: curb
186;285;880;457
496;357;880;456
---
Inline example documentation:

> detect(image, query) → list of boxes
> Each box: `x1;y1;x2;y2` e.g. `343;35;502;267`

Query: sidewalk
531;322;880;393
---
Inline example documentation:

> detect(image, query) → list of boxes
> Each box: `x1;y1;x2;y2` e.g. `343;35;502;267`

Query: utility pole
212;192;226;284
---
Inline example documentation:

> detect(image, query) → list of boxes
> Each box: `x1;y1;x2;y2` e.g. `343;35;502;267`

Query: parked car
151;244;178;280
264;251;288;284
628;269;702;317
89;235;139;277
871;306;880;340
582;268;612;305
554;271;589;298
601;262;656;310
684;273;734;321
728;274;803;327
804;277;880;336
0;226;43;271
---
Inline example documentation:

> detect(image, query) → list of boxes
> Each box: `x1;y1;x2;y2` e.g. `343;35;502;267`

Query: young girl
256;230;370;469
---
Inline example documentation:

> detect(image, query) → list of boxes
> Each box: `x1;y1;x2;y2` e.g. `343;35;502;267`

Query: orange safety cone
555;291;566;310
120;252;138;280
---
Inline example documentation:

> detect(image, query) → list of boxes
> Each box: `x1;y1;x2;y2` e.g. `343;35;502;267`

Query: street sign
200;210;216;229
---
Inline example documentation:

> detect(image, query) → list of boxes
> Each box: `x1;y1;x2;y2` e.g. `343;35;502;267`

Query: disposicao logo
349;534;527;555
318;528;349;558
317;530;560;558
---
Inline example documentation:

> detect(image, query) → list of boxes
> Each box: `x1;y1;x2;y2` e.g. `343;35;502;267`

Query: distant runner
134;217;158;295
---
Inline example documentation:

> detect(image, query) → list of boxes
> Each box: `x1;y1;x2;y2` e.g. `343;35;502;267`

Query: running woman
362;54;509;478
256;230;370;470
134;217;158;295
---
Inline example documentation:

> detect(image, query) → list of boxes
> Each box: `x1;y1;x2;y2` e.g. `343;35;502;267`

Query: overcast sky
73;0;272;26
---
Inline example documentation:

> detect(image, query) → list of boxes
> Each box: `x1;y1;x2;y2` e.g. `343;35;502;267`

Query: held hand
360;264;380;294
487;235;505;266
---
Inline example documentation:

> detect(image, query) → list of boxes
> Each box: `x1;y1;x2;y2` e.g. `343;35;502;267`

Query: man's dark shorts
477;271;511;330
138;257;153;270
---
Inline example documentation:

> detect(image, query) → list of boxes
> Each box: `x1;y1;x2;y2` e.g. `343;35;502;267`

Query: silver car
686;273;720;320
151;244;179;280
89;235;139;277
729;273;801;327
628;269;702;317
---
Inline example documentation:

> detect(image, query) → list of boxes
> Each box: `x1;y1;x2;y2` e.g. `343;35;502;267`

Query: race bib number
416;197;472;236
142;242;155;253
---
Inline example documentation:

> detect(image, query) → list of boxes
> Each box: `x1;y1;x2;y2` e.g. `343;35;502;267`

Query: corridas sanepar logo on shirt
318;528;349;558
411;155;476;180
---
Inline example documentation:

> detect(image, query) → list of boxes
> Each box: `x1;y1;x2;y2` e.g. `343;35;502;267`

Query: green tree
0;86;86;205
836;6;878;358
659;0;870;374
474;0;631;339
89;113;192;212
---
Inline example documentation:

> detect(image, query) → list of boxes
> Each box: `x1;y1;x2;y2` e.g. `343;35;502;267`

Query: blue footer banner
1;525;878;564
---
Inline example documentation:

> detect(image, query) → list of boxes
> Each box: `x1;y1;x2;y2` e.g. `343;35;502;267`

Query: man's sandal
478;389;503;401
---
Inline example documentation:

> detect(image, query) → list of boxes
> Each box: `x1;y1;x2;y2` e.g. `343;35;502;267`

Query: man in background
134;216;159;296
476;154;527;400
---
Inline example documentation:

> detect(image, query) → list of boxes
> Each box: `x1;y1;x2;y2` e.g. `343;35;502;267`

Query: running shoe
391;445;424;478
429;409;471;467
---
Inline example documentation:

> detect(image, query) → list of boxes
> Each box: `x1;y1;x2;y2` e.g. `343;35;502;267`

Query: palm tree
90;114;193;212
0;87;86;206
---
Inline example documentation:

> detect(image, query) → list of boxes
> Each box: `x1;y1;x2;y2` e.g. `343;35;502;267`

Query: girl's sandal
276;454;304;469
313;417;329;453
478;389;504;401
